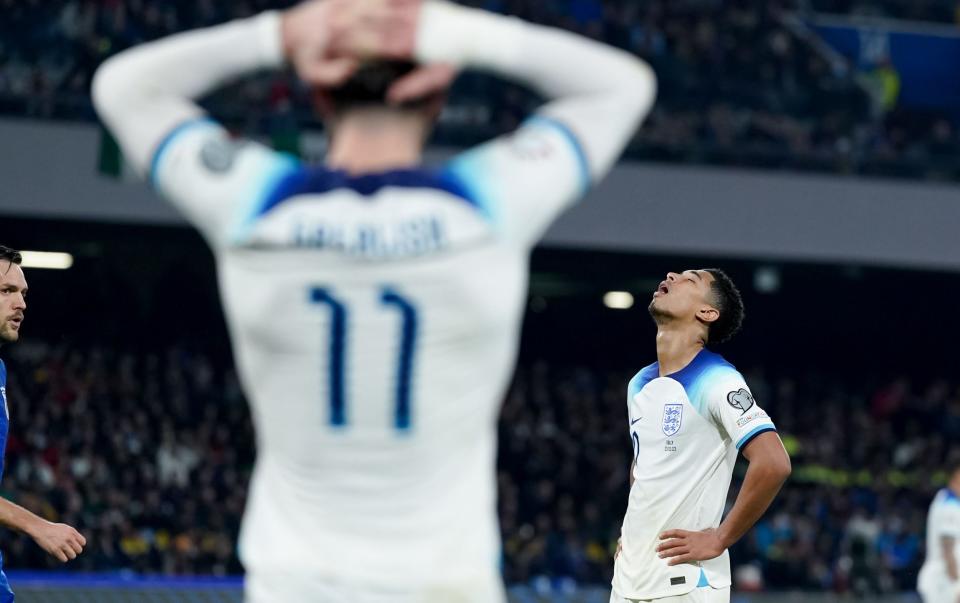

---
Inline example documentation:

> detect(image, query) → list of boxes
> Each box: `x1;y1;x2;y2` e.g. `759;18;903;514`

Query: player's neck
325;110;426;174
655;325;705;377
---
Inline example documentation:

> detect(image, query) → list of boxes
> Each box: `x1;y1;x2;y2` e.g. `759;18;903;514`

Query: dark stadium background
4;0;960;601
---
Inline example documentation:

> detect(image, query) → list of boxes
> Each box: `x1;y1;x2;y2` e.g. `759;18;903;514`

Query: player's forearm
715;455;790;549
0;495;46;538
92;12;284;175
944;538;959;581
416;1;656;178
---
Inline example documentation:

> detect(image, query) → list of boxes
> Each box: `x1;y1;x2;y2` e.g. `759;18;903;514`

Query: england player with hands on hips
93;1;656;602
918;464;960;603
612;270;791;603
0;246;87;602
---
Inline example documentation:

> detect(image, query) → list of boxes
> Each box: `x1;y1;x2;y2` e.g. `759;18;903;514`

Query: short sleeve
151;118;300;247
442;115;590;247
706;372;777;450
940;501;960;538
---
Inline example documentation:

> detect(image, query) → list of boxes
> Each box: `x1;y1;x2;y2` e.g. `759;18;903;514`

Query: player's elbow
769;451;792;483
92;55;132;121
618;58;658;122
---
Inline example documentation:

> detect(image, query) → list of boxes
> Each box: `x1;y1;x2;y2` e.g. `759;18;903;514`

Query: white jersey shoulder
614;349;776;600
151;116;588;255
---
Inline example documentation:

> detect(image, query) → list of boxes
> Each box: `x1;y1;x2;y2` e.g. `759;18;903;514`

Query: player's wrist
713;525;735;550
415;0;525;69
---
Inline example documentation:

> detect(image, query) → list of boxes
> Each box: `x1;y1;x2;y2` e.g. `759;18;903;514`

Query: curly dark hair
704;268;744;345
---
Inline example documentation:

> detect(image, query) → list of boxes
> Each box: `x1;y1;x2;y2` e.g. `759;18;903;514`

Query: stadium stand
0;337;949;595
5;0;960;179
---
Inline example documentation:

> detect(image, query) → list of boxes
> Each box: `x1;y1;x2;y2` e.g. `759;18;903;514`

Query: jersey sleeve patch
149;117;217;187
523;115;591;195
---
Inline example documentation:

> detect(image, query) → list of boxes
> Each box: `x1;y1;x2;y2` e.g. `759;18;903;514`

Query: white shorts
245;572;507;603
609;586;730;603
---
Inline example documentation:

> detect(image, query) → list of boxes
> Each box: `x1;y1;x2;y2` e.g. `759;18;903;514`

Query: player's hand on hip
30;520;87;563
656;528;725;566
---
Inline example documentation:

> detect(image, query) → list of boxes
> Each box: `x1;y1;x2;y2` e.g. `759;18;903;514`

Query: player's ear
696;305;720;325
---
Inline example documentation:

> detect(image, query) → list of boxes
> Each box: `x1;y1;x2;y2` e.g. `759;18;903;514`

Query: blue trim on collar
255;167;479;220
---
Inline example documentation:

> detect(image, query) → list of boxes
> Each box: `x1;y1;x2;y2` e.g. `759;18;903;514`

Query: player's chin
0;327;18;343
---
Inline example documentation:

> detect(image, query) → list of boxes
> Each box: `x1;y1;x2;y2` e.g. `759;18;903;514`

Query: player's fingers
54;548;68;563
655;538;686;552
387;64;457;105
666;553;694;566
298;57;359;87
68;539;83;555
658;529;689;540
63;545;77;561
658;545;689;559
75;530;87;546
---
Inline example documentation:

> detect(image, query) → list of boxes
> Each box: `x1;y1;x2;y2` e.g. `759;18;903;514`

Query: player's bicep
708;378;777;450
152;118;300;246
442;115;589;246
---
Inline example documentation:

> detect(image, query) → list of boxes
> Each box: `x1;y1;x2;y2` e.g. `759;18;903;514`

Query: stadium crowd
4;0;960;178
0;339;950;594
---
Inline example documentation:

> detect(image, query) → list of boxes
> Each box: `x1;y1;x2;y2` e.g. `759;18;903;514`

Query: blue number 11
310;286;418;432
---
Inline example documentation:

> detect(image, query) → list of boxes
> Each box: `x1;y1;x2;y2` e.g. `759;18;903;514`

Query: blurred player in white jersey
92;1;656;601
918;465;960;603
611;270;791;603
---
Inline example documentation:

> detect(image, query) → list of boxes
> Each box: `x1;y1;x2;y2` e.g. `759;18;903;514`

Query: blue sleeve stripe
736;426;777;450
149;117;217;188
525;115;591;195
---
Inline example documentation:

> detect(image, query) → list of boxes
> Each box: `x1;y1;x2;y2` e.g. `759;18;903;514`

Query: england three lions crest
661;403;683;436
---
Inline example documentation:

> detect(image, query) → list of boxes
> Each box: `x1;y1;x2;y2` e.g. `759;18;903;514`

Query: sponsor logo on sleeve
726;388;756;415
736;409;769;428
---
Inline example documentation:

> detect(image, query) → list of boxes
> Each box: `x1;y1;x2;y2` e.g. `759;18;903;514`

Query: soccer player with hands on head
94;0;655;601
0;246;86;603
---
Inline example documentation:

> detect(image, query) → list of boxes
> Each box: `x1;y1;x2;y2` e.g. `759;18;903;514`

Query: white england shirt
613;349;777;599
918;488;960;596
150;116;590;588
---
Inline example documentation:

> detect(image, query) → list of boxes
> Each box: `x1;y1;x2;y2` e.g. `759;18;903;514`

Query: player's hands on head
283;0;424;87
30;520;87;563
656;528;725;566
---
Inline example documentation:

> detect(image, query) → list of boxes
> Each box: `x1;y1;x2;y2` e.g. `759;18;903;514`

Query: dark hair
328;60;434;113
704;268;744;344
0;246;21;268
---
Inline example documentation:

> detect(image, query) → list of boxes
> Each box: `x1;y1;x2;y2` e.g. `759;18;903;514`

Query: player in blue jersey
612;269;791;603
93;0;656;600
0;246;87;601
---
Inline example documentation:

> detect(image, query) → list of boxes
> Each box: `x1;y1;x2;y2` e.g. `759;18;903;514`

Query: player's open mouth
655;282;669;296
8;317;22;330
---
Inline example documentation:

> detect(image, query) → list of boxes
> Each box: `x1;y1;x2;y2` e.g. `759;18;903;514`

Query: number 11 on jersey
310;286;419;432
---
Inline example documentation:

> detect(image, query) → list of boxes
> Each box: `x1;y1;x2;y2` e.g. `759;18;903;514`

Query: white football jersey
918;488;960;598
612;349;776;600
152;116;588;587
